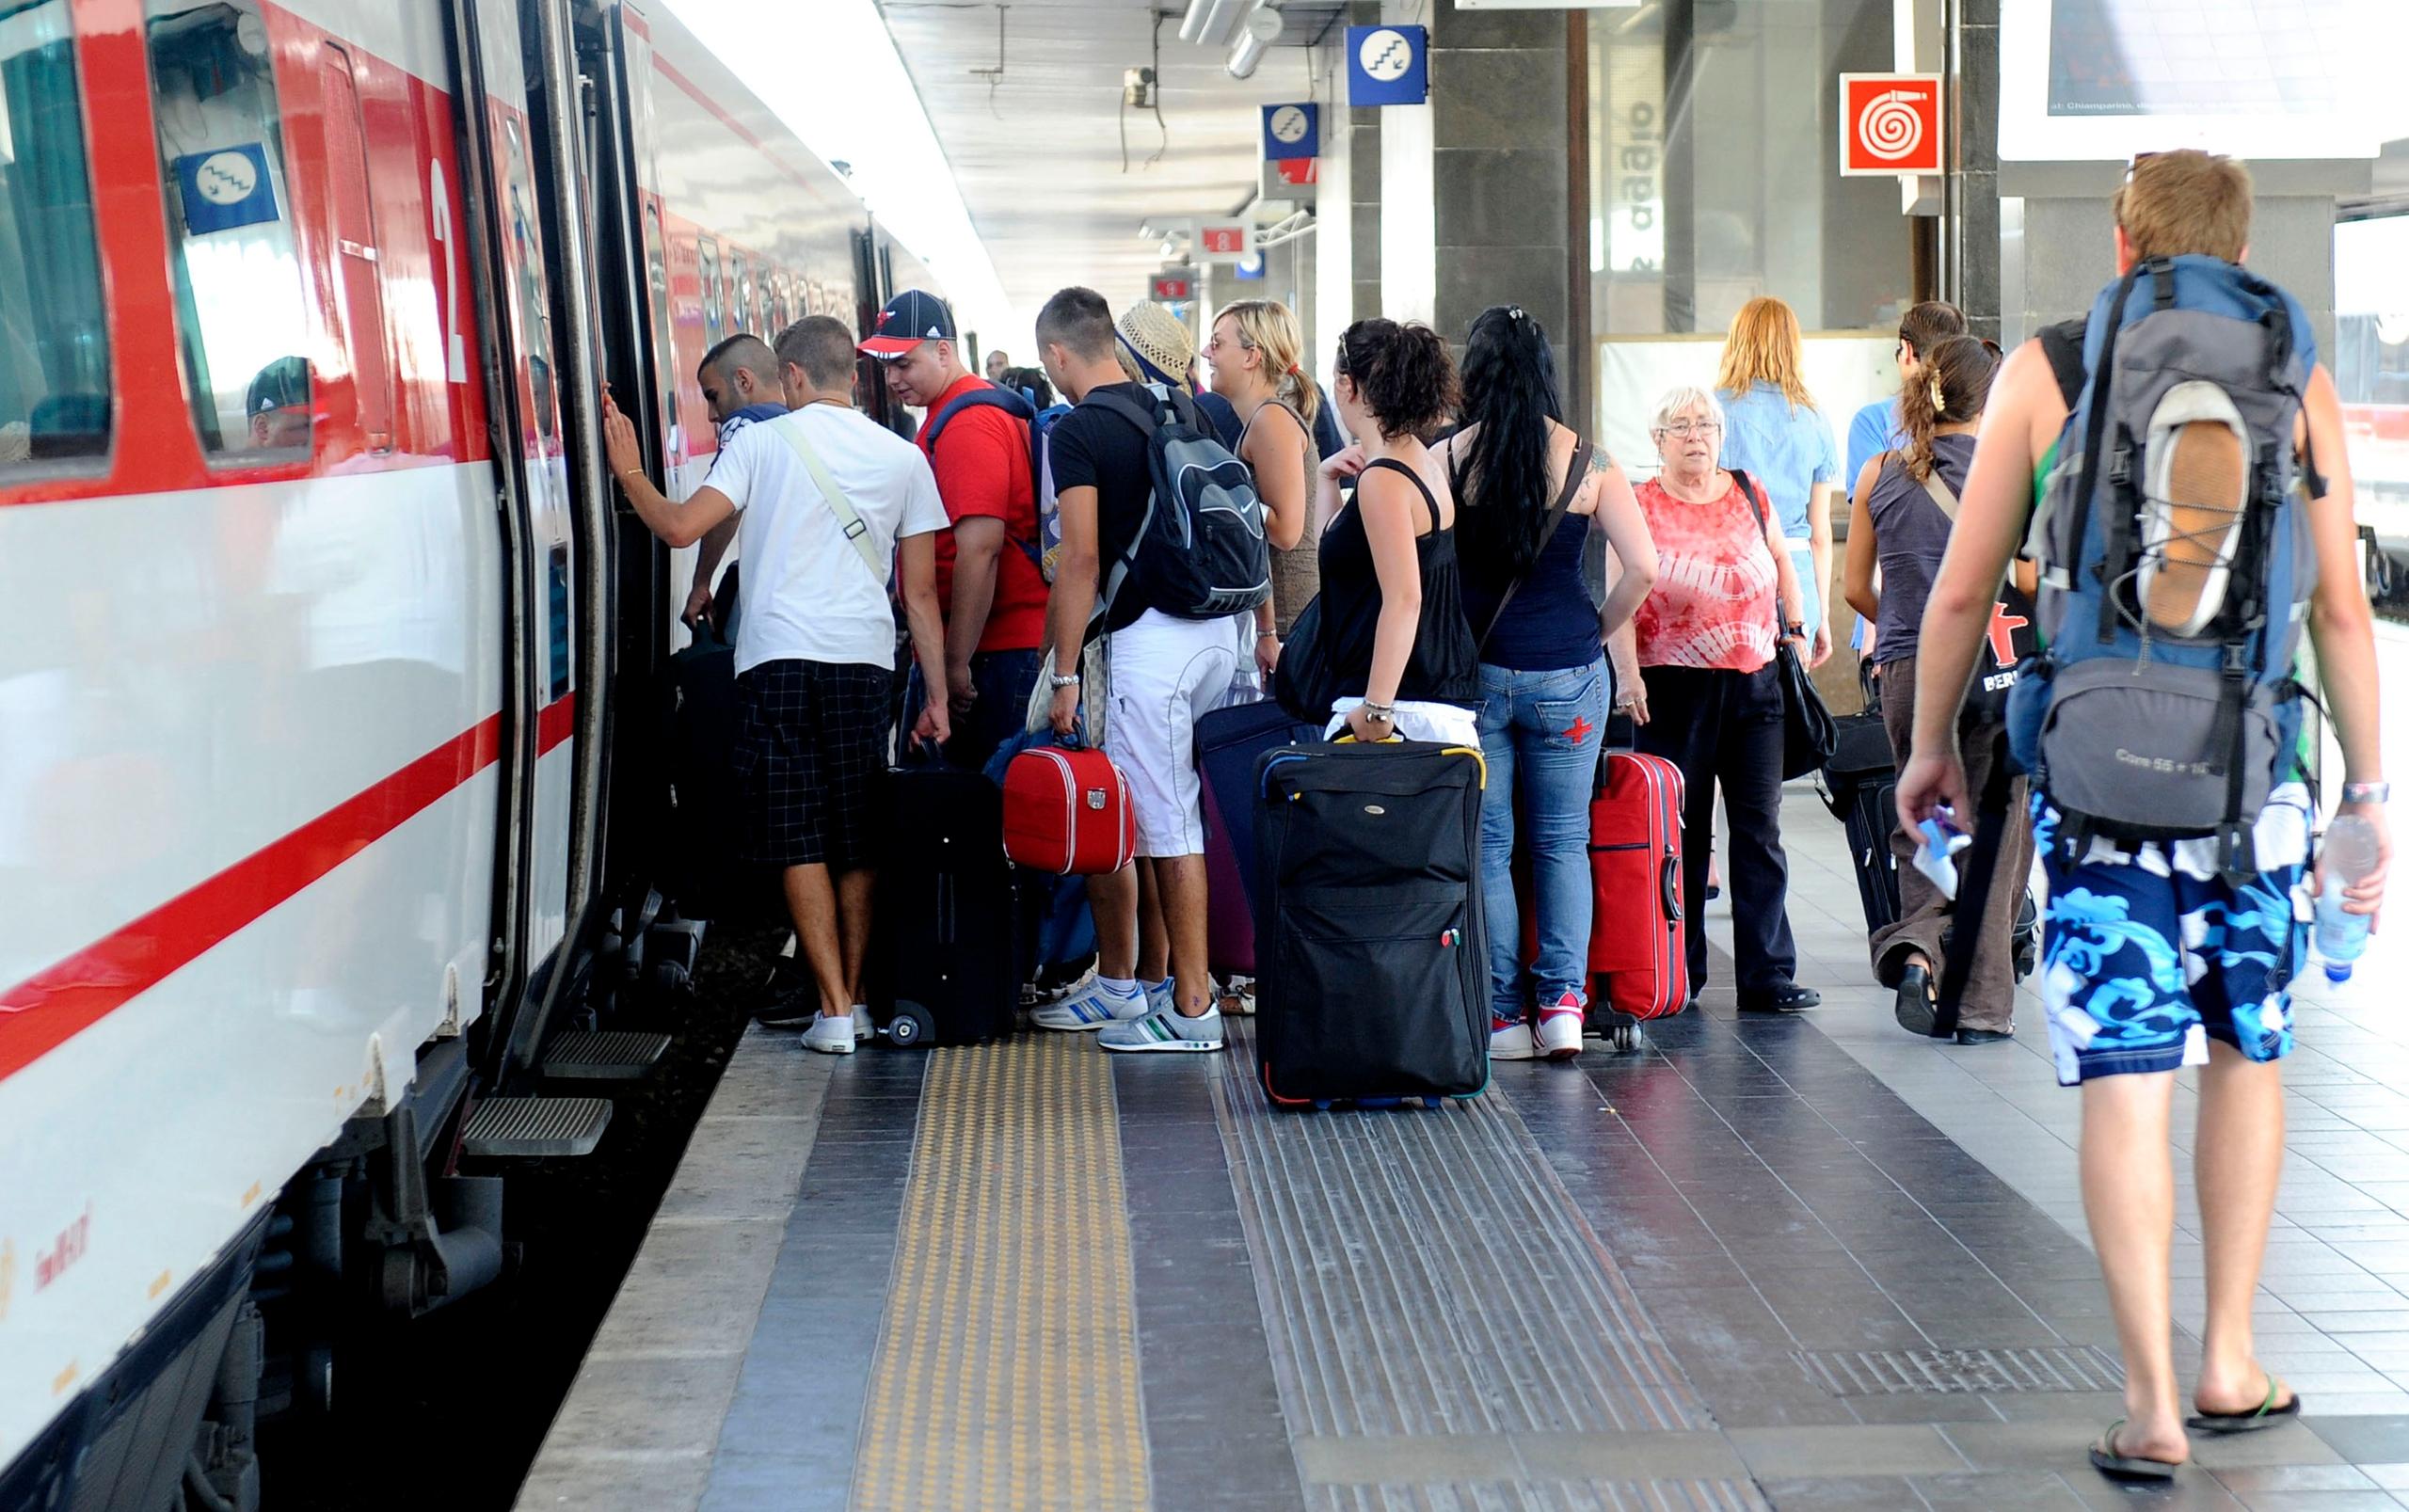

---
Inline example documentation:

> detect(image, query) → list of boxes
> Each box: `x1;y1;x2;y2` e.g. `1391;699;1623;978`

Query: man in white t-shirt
604;314;951;1055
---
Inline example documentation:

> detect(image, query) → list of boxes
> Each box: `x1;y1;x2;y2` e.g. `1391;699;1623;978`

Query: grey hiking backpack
2007;254;2322;877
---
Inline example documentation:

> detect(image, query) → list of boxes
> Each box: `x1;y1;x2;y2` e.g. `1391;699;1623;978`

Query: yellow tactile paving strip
854;1034;1151;1511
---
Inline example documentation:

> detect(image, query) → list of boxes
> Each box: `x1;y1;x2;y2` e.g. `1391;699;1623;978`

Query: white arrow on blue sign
1346;24;1428;107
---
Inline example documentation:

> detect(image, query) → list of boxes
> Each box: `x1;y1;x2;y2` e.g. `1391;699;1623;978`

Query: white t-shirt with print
704;405;949;675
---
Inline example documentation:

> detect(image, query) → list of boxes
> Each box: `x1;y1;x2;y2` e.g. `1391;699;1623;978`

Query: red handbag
1002;744;1136;875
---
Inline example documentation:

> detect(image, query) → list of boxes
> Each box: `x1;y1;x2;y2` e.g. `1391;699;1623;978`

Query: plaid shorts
733;659;893;868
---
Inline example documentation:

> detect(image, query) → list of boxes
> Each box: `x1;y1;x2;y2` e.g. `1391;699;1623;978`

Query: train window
0;0;110;474
320;43;391;450
147;0;311;462
735;252;754;337
697;236;721;342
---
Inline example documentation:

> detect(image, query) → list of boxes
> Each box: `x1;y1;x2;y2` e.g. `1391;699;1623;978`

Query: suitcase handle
1659;853;1683;921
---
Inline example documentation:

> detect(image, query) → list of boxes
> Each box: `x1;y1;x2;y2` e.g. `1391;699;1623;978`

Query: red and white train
0;0;933;1502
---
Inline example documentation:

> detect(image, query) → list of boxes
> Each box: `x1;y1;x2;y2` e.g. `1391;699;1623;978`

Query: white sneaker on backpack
802;1013;857;1056
1534;992;1586;1061
1490;1020;1539;1060
1031;979;1149;1031
2140;380;2253;638
1097;1006;1224;1053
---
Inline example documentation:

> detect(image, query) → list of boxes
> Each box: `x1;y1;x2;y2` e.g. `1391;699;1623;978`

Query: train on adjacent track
0;0;931;1503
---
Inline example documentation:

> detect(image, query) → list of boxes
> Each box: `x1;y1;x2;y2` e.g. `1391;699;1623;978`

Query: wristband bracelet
1360;701;1396;724
1048;672;1081;690
2343;781;2390;804
1257;629;1280;640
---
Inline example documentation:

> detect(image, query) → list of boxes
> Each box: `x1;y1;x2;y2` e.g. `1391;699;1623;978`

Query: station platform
517;803;2409;1512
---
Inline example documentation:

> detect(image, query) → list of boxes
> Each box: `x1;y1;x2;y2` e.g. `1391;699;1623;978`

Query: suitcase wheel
887;1004;936;1049
1610;1024;1639;1053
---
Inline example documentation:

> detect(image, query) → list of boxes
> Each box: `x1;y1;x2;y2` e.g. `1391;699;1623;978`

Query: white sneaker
1218;975;1257;1015
1144;979;1177;1016
1534;992;1586;1061
1098;1006;1224;1053
1490;1021;1539;1060
2140;380;2252;637
803;1014;856;1056
853;1005;876;1043
1031;979;1148;1031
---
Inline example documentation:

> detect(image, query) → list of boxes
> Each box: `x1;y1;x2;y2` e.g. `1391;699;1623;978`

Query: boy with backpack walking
1026;287;1276;1051
1898;151;2389;1480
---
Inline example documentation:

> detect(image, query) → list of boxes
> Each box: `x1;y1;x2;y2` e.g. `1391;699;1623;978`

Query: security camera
1124;66;1157;108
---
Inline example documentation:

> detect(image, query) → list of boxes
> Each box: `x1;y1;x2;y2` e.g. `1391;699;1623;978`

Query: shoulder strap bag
1472;437;1594;656
773;413;886;581
1732;468;1837;781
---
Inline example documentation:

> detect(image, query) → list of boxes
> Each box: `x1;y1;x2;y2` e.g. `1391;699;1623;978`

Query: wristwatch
2342;781;2391;804
1048;672;1081;690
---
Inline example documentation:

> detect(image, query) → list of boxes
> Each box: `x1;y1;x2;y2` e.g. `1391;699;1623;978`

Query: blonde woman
1206;299;1321;665
1715;296;1839;667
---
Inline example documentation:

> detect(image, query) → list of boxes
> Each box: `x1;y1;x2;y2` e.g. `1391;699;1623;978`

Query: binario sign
1838;73;1943;176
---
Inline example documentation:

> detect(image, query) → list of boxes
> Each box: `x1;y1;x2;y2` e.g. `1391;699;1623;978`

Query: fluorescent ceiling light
661;0;1021;349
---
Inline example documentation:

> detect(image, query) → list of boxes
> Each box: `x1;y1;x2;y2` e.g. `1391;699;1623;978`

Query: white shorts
1324;696;1480;747
1102;610;1244;857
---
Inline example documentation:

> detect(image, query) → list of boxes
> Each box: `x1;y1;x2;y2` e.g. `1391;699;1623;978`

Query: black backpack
1084;384;1272;625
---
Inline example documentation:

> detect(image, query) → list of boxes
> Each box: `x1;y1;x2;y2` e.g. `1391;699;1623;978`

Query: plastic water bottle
2314;814;2381;982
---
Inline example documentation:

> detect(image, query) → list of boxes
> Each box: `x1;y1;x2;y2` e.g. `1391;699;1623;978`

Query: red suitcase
1587;750;1688;1039
1002;744;1136;875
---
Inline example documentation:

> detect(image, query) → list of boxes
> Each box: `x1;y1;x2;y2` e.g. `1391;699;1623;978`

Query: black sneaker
754;961;819;1027
1737;982;1821;1014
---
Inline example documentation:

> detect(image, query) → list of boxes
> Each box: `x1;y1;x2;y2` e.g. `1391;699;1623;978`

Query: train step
460;1095;613;1158
540;1029;672;1081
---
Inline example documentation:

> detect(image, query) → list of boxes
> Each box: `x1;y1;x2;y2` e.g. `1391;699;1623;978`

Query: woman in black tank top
1309;320;1479;744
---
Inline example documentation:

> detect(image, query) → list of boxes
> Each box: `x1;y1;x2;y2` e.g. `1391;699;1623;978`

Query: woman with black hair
1440;305;1659;1061
1843;335;2032;1044
1294;319;1480;746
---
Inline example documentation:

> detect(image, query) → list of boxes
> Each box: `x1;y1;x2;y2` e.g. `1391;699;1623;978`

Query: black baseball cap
858;289;956;358
247;355;311;416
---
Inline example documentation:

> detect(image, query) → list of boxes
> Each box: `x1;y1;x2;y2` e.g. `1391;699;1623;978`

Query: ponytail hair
1334;318;1459;442
1898;335;1998;482
1213;298;1321;428
1455;303;1563;576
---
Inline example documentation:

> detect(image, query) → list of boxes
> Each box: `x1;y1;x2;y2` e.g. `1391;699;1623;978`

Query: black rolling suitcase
869;765;1016;1047
1817;669;1903;935
662;614;783;925
1253;740;1489;1107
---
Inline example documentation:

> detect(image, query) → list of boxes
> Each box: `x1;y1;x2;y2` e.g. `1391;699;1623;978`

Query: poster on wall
2000;0;2389;160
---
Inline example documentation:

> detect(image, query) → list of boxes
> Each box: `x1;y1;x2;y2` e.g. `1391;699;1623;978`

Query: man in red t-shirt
860;290;1046;769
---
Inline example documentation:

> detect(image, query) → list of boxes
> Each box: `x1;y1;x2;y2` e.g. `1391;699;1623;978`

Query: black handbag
1271;592;1333;724
1731;469;1836;781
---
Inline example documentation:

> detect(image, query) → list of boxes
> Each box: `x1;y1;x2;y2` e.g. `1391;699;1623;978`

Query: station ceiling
881;1;1347;333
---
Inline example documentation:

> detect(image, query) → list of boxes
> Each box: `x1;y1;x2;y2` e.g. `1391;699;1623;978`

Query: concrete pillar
1998;160;2364;358
1428;6;1572;365
1949;0;2002;341
1348;1;1384;326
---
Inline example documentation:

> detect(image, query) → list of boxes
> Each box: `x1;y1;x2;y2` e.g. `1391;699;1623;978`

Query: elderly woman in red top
1609;385;1819;1013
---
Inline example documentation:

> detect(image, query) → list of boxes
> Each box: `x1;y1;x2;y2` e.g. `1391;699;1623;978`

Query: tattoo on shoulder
1586;449;1614;475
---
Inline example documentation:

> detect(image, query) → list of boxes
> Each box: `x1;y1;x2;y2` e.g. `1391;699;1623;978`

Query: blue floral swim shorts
2034;782;2312;1087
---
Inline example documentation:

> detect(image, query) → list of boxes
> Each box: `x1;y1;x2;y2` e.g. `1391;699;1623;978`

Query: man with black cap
246;356;311;452
861;290;1047;771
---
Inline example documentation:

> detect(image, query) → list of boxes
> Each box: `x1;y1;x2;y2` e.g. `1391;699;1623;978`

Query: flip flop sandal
2088;1420;2180;1482
2186;1377;2301;1434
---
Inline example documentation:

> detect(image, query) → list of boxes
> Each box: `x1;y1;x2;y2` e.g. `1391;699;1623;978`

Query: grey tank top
1866;433;1977;668
1246;400;1321;637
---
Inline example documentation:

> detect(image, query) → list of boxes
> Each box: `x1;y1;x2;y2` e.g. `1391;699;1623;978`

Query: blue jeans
1476;659;1609;1026
899;646;1044;774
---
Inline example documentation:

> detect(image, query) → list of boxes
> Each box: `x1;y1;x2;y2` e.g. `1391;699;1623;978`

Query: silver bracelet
2342;780;2390;804
1048;672;1081;690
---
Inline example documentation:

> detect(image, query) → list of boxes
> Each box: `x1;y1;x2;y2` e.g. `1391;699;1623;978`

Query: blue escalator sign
1346;25;1427;107
1263;103;1318;161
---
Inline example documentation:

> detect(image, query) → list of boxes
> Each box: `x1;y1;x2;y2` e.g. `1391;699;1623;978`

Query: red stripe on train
0;693;575;1081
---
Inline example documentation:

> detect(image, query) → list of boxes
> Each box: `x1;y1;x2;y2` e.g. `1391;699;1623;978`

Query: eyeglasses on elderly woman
1653;418;1722;439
